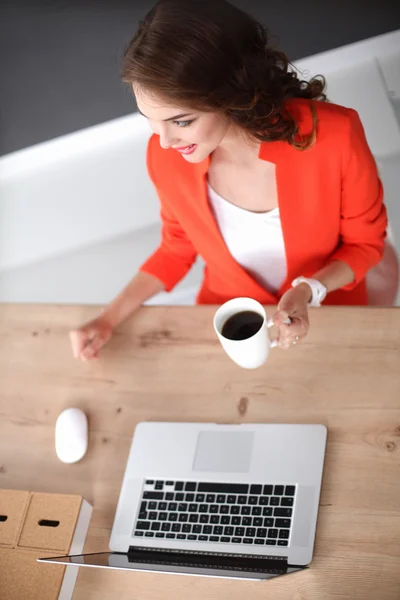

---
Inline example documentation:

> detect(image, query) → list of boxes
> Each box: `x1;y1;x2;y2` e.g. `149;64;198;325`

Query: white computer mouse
55;408;88;464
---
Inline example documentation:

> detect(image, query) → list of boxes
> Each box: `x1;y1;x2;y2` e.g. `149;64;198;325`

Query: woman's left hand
272;284;311;349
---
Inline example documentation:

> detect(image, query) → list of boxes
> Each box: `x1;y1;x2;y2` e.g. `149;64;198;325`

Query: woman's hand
69;315;113;361
273;283;311;349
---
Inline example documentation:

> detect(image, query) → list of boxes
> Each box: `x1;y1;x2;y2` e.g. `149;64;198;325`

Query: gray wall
1;0;400;155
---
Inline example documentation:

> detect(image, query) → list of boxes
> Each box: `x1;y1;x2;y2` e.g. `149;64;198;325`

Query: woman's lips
175;143;197;155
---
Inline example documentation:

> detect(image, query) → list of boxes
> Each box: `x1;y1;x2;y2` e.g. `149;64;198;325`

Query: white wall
0;30;399;305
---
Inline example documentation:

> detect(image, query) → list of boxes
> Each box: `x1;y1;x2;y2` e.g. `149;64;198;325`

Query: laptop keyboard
133;480;296;547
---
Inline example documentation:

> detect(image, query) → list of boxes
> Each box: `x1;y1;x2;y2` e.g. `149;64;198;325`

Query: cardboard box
0;489;92;600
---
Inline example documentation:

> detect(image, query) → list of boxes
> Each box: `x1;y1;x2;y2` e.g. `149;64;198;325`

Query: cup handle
266;317;291;349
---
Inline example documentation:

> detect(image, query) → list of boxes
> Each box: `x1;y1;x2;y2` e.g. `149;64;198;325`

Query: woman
70;0;387;361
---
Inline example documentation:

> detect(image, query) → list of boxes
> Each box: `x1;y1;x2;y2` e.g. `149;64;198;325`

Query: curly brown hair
122;0;326;150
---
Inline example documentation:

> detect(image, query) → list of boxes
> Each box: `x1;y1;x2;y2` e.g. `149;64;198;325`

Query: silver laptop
39;421;327;581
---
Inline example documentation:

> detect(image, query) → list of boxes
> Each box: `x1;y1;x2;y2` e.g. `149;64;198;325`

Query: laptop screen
38;551;304;580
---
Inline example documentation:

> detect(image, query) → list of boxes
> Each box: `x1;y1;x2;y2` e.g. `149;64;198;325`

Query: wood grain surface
0;305;399;599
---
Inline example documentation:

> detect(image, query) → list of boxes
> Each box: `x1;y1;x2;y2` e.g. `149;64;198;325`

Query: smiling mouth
175;143;197;155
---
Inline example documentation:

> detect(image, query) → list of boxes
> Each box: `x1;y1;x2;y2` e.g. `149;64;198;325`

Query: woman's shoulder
288;97;362;141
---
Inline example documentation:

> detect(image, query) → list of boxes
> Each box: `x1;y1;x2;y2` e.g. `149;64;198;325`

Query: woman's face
134;85;230;163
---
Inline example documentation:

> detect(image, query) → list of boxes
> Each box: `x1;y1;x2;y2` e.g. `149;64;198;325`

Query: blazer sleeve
329;109;387;290
139;135;198;291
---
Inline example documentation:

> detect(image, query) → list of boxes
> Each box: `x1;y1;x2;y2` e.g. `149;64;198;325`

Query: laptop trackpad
193;431;254;473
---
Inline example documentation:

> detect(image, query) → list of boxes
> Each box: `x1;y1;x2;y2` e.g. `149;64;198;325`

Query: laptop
39;421;327;581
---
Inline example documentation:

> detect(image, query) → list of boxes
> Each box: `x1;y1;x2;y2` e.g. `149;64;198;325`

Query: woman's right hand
69;316;113;361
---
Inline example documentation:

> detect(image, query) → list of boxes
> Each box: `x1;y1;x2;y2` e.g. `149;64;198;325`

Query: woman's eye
173;120;194;128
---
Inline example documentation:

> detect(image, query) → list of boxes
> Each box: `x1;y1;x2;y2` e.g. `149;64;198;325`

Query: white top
208;183;287;294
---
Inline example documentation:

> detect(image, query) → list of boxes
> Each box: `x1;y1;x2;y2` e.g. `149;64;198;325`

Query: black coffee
221;310;264;341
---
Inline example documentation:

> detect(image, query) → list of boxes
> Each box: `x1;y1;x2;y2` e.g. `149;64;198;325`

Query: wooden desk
0;305;399;599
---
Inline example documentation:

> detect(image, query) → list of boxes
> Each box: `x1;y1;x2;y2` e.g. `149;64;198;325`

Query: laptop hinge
128;545;289;575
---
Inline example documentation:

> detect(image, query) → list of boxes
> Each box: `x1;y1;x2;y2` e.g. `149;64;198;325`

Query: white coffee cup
214;297;281;369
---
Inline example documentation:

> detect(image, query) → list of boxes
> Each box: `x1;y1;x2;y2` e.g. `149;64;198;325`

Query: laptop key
230;506;240;515
249;496;258;505
189;514;199;523
263;507;273;516
148;512;157;520
275;518;291;528
175;493;184;501
168;513;178;522
145;480;154;485
235;527;245;536
139;512;147;520
159;502;167;511
274;508;292;517
216;495;226;503
162;523;171;531
231;517;241;525
140;501;147;511
210;536;219;542
135;531;144;536
264;518;274;527
255;538;264;544
213;526;223;535
224;527;234;536
250;485;262;495
220;506;229;514
156;532;165;538
206;494;216;503
265;539;277;545
241;506;251;515
166;533;176;538
278;540;288;546
253;518;263;527
263;485;273;495
246;528;256;537
193;525;202;534
285;486;295;496
242;517;251;526
168;503;177;511
238;495;247;504
200;515;209;523
220;536;230;543
281;497;294;507
203;526;212;534
172;523;181;532
274;485;284;496
151;522;161;531
145;532;154;537
155;481;164;490
198;483;249;494
221;516;230;525
257;528;267;537
185;482;196;491
159;512;168;521
210;515;219;524
196;494;205;503
270;497;280;506
175;482;184;491
199;504;208;513
189;504;197;512
279;530;290;539
268;529;278;538
185;493;195;502
259;497;269;506
227;495;236;504
177;534;186;540
210;505;219;514
199;535;208;541
165;493;174;501
143;492;163;500
178;503;188;512
232;538;242;543
252;507;261;516
243;538;253;544
166;481;174;486
188;535;197;540
182;524;191;533
179;514;188;523
136;521;150;530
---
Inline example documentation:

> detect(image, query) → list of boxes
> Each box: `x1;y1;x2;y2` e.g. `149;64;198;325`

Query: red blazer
140;98;387;305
